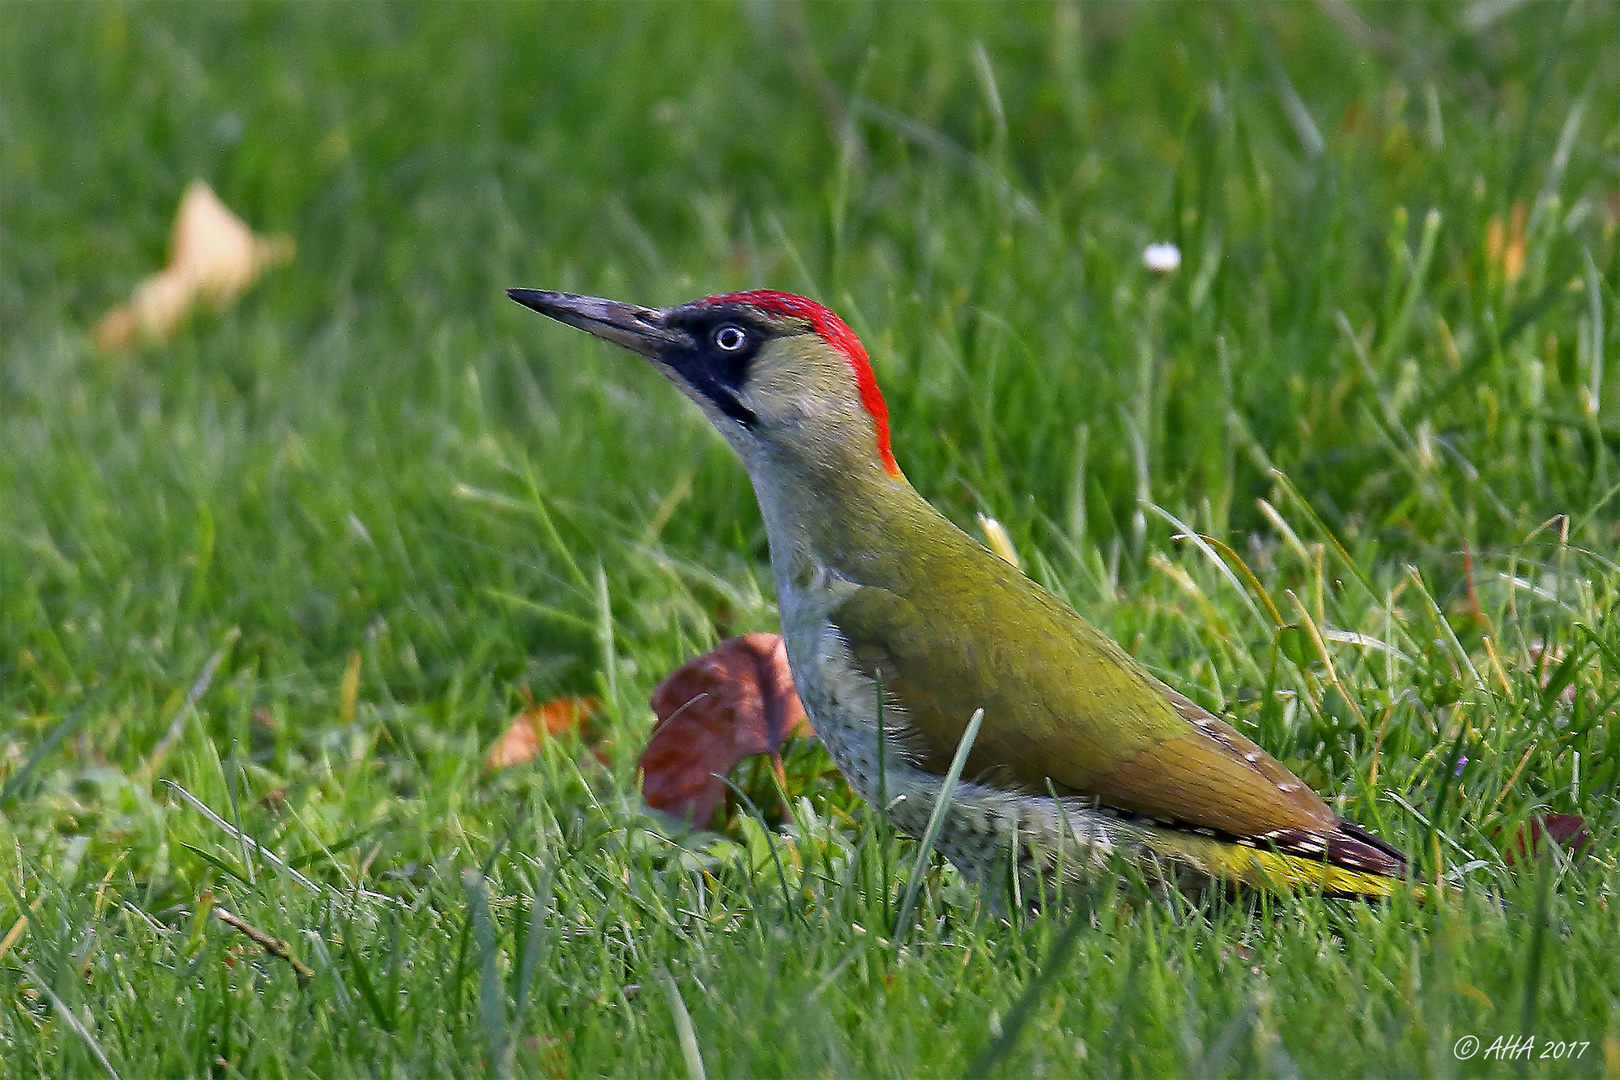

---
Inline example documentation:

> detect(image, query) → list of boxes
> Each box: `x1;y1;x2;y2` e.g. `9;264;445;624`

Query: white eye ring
714;325;747;351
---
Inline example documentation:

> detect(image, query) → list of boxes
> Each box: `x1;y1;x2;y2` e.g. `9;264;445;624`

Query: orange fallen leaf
640;633;814;828
1499;813;1588;866
94;181;294;350
485;694;598;770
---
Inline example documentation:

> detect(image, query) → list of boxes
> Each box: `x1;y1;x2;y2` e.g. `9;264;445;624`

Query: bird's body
510;286;1407;898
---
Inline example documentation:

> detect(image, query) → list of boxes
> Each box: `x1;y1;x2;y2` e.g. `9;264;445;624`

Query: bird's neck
743;445;955;598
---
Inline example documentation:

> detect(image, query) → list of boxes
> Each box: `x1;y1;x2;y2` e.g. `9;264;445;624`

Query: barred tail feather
1145;827;1404;898
1231;846;1400;898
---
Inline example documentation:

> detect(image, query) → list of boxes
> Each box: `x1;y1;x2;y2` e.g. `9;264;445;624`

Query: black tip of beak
506;288;678;357
506;288;556;313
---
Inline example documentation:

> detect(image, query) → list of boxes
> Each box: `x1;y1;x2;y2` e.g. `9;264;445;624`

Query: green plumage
511;286;1408;897
809;477;1338;841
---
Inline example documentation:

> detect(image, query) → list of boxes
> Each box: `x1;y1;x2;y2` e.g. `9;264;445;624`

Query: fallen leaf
95;181;294;350
485;694;597;770
1499;813;1588;866
641;633;813;828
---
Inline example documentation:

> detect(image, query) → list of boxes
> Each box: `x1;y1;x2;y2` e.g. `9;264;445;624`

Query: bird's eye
713;325;747;351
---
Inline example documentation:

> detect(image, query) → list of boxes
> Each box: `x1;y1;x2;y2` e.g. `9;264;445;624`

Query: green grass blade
656;966;708;1080
0;702;89;807
21;963;123;1080
463;868;510;1080
965;909;1090;1078
894;707;984;945
162;780;318;892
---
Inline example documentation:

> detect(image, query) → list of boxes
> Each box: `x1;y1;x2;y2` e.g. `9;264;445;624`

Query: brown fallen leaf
485;694;598;771
641;633;814;828
94;181;294;350
1499;813;1588;866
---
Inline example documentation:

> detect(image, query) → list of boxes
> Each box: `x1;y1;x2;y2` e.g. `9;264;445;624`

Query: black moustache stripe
685;370;757;428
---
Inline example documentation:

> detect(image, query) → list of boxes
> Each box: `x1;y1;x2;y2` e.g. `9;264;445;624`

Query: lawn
2;2;1617;1076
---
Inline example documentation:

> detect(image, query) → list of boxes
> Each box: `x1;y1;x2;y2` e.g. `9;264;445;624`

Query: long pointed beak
506;289;681;358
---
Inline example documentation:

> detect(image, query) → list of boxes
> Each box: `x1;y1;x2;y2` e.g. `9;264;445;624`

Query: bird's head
509;288;902;484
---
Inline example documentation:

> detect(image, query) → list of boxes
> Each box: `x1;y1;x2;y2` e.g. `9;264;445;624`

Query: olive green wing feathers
828;565;1405;879
827;534;1344;842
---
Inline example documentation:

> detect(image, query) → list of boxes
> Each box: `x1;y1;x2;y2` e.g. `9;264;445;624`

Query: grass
2;1;1617;1075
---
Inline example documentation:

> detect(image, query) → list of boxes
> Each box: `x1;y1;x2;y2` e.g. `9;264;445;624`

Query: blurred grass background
2;2;1617;1076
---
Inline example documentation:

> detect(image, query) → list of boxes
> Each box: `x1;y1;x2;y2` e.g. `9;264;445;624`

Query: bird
507;286;1408;899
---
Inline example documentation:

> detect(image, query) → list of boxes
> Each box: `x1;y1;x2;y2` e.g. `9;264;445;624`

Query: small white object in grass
1142;242;1182;273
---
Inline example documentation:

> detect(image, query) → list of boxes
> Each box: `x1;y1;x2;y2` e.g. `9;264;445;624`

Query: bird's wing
1157;683;1405;875
827;553;1339;845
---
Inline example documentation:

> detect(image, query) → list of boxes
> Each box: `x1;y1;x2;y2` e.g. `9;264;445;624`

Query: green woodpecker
509;287;1407;898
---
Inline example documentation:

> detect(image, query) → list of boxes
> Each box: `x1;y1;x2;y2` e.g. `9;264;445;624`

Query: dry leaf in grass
1499;813;1588;866
640;633;814;828
94;181;294;350
485;694;598;770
